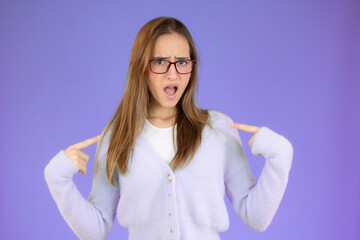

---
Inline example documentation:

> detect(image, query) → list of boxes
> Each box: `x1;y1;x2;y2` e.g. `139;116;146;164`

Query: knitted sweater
44;110;293;240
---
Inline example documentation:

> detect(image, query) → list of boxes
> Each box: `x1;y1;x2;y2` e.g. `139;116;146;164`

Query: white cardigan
44;110;294;240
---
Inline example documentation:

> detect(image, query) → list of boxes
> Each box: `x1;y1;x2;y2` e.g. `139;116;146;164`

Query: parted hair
95;16;213;186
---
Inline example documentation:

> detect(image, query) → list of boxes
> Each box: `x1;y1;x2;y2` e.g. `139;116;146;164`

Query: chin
161;101;179;109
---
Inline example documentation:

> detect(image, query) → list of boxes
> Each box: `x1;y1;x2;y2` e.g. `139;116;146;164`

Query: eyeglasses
148;59;196;74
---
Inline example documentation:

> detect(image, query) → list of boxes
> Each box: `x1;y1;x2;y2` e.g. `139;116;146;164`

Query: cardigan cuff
46;150;80;179
251;126;283;157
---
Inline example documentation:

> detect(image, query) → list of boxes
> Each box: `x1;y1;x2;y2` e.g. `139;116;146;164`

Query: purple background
1;0;359;239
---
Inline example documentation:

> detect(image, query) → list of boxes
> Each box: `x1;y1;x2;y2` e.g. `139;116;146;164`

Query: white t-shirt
140;119;177;164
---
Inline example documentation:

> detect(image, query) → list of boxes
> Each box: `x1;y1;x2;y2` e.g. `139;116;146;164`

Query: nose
166;63;178;80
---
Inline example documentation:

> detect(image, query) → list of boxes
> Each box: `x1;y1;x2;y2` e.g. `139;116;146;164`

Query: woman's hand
64;135;102;176
231;122;262;156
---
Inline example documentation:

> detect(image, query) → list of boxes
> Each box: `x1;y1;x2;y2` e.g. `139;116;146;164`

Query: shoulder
96;124;113;158
204;109;243;146
205;109;239;138
207;109;235;126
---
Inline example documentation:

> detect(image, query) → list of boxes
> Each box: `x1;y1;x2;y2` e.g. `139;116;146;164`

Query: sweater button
168;174;172;182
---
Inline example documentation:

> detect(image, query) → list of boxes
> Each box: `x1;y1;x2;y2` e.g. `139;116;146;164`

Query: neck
147;98;177;127
148;106;176;120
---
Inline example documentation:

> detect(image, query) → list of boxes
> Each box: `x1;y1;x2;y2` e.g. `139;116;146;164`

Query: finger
248;131;258;147
81;166;87;175
66;148;89;160
66;149;87;162
67;152;87;169
73;149;90;163
71;135;102;150
231;122;260;133
77;161;87;175
80;169;86;176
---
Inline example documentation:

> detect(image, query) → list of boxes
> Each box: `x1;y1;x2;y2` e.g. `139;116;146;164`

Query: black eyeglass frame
148;59;197;74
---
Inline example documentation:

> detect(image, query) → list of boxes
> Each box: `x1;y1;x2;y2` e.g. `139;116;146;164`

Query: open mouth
164;86;178;96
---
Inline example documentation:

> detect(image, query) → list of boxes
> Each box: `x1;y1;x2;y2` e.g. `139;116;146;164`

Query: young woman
44;16;293;240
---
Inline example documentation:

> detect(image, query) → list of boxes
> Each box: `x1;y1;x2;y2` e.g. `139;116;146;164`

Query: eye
178;60;188;66
153;59;165;65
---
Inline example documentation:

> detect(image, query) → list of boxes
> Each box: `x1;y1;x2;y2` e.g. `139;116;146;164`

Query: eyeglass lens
150;60;193;74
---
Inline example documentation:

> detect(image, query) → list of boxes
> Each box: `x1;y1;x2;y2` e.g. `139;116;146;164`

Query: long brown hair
95;16;213;186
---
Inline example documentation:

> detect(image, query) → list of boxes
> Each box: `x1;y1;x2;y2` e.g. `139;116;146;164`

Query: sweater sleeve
44;137;120;240
224;118;293;232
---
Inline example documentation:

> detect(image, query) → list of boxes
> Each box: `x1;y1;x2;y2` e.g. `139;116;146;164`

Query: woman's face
147;33;191;114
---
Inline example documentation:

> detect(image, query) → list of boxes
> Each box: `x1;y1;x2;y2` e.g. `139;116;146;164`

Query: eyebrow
152;56;190;60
